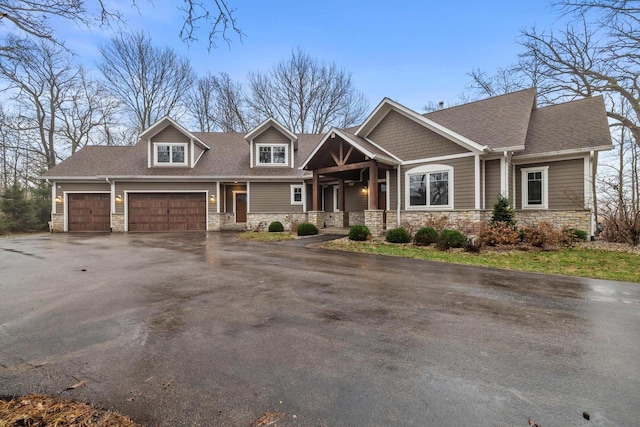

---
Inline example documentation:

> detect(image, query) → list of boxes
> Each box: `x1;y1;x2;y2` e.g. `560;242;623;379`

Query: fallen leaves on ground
0;394;141;427
252;411;285;427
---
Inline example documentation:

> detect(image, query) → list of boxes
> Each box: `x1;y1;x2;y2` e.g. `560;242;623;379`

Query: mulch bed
0;394;141;427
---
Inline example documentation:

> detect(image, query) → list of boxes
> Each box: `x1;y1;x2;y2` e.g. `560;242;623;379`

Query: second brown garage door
128;193;206;231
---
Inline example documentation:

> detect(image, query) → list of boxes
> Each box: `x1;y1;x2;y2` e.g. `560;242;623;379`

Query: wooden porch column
338;179;345;211
369;161;378;210
312;170;320;211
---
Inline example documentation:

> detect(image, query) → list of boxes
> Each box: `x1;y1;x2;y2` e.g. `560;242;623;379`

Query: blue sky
60;0;562;112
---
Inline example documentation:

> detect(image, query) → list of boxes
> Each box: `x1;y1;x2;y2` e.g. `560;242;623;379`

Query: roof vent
439;101;444;109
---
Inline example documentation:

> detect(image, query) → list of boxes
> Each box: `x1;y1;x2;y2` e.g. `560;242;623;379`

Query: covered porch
301;129;398;235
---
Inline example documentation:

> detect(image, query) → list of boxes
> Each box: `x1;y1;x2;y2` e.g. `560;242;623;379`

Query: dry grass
0;394;140;427
237;231;295;242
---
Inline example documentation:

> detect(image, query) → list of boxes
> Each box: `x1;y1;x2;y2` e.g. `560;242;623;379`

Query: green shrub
297;222;319;236
268;221;284;232
386;227;411;243
348;225;370;241
437;229;467;250
414;226;438;246
565;227;588;241
490;195;516;226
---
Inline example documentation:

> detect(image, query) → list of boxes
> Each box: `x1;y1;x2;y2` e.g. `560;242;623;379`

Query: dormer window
257;144;288;166
155;143;187;166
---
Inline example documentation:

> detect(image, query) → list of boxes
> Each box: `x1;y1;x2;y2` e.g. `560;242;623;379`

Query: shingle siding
368;110;469;160
250;182;304;213
515;158;585;209
152;125;190;143
400;156;475;210
484;159;501;208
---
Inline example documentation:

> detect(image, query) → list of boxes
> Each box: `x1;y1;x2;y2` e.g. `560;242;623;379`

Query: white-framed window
405;164;453;209
290;184;303;205
521;166;549;209
257;143;288;165
154;143;187;165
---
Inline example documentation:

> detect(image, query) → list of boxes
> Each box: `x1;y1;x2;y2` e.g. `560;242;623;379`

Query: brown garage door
68;193;111;232
128;193;206;232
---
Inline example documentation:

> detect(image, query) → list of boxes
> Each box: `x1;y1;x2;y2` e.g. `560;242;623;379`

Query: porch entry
234;192;247;222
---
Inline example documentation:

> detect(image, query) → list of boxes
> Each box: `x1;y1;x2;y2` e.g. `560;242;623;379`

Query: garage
127;193;207;231
67;193;111;232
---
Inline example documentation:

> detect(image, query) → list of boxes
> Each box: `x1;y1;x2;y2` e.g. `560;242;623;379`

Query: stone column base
365;209;384;236
111;213;125;232
307;211;325;229
334;211;345;227
208;212;223;231
51;213;64;232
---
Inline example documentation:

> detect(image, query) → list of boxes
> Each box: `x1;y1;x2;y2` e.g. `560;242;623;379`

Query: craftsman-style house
42;88;612;236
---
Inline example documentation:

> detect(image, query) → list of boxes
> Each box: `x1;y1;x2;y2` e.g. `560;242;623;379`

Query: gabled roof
355;97;489;153
517;95;612;157
424;88;537;152
42;133;322;179
244;117;298;143
300;128;400;170
139;116;210;150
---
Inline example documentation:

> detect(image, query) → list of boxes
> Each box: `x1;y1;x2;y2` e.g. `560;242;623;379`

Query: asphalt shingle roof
42;89;612;179
424;88;536;150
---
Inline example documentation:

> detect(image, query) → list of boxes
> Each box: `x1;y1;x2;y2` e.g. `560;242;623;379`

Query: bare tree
0;36;78;169
58;67;121;154
98;31;195;132
187;72;249;132
247;49;369;133
0;1;241;51
517;4;640;144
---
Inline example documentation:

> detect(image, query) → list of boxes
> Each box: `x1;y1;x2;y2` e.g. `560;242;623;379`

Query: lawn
320;239;640;283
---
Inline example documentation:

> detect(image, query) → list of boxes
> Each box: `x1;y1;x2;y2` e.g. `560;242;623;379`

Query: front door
235;192;247;222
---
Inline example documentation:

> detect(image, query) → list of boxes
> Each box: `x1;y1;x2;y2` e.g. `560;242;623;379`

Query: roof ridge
535;94;603;111
423;87;536;116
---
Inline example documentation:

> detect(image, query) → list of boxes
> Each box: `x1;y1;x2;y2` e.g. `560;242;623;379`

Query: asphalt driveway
0;233;638;426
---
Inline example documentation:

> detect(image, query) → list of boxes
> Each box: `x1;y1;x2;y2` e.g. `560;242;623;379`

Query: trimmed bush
414;226;438;246
386;227;411;244
268;221;284;232
437;229;467;250
297;222;319;236
348;225;370;241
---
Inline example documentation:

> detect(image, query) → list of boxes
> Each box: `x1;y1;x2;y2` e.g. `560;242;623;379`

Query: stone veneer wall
364;210;385;236
399;210;490;230
51;213;64;232
247;213;308;231
348;212;365;226
307;211;324;229
208;213;223;231
515;210;592;234
111;213;124;232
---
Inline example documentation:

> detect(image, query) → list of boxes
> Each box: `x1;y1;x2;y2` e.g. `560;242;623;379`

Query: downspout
396;166;401;227
106;177;114;230
47;179;55;216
